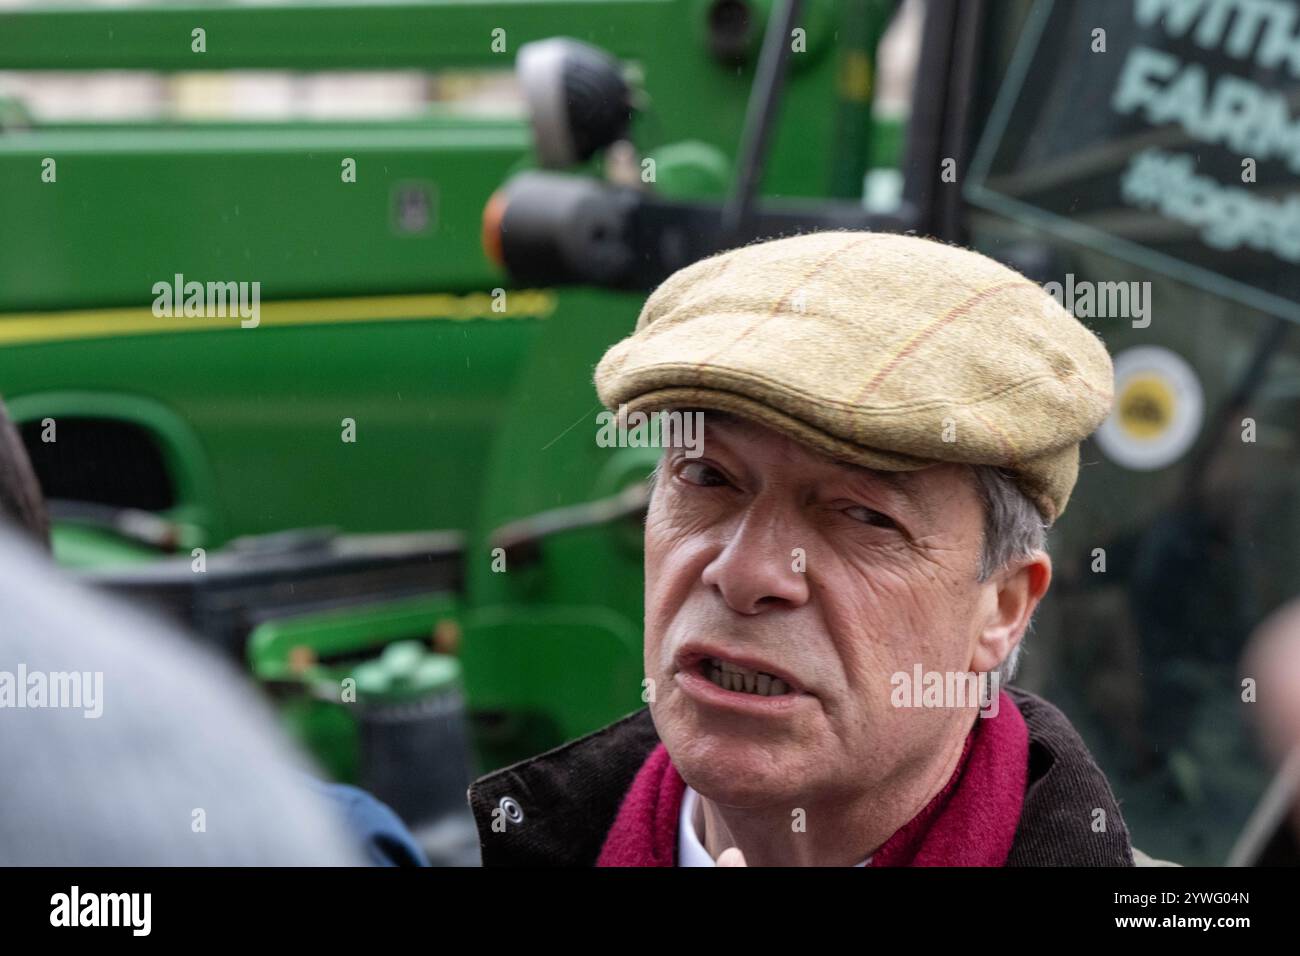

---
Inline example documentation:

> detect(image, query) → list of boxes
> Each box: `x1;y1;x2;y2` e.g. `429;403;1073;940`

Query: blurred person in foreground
0;399;421;865
468;231;1165;866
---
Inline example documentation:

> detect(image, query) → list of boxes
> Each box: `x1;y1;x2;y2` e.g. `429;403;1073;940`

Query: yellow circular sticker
1097;347;1203;470
1116;374;1176;440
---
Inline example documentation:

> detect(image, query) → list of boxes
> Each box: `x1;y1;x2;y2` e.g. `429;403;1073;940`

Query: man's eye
677;461;729;487
843;505;897;529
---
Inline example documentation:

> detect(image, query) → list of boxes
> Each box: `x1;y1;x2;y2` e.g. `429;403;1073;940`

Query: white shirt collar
677;785;871;866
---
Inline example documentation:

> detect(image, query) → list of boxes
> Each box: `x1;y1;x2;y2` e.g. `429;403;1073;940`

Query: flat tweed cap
594;230;1115;524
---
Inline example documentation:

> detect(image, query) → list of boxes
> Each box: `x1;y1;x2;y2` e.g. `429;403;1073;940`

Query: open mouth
698;657;795;698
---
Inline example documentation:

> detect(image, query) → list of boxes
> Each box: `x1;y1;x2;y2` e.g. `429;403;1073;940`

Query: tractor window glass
963;0;1300;865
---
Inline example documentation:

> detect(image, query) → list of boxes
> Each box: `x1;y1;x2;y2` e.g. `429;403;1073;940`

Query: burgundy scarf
596;689;1028;866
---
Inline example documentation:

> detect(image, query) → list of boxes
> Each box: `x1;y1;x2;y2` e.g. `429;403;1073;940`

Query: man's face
644;413;1005;809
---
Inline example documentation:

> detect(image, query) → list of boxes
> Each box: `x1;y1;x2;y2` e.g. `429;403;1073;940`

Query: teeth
704;658;791;697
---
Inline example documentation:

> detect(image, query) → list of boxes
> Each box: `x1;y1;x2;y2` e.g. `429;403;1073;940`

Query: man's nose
700;506;811;615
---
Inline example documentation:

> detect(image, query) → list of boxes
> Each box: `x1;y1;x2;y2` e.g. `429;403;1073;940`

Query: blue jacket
305;777;430;866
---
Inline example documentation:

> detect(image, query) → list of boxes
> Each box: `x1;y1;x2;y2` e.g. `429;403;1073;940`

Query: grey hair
969;464;1049;684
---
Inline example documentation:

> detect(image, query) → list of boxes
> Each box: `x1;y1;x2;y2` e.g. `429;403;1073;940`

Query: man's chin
678;755;808;809
658;720;810;807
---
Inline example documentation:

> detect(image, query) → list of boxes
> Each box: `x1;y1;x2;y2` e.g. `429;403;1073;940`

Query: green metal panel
459;604;645;769
0;316;545;541
0;1;698;71
0;124;531;310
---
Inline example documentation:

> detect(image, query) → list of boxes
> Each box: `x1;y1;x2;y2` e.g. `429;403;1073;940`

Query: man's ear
970;552;1052;673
